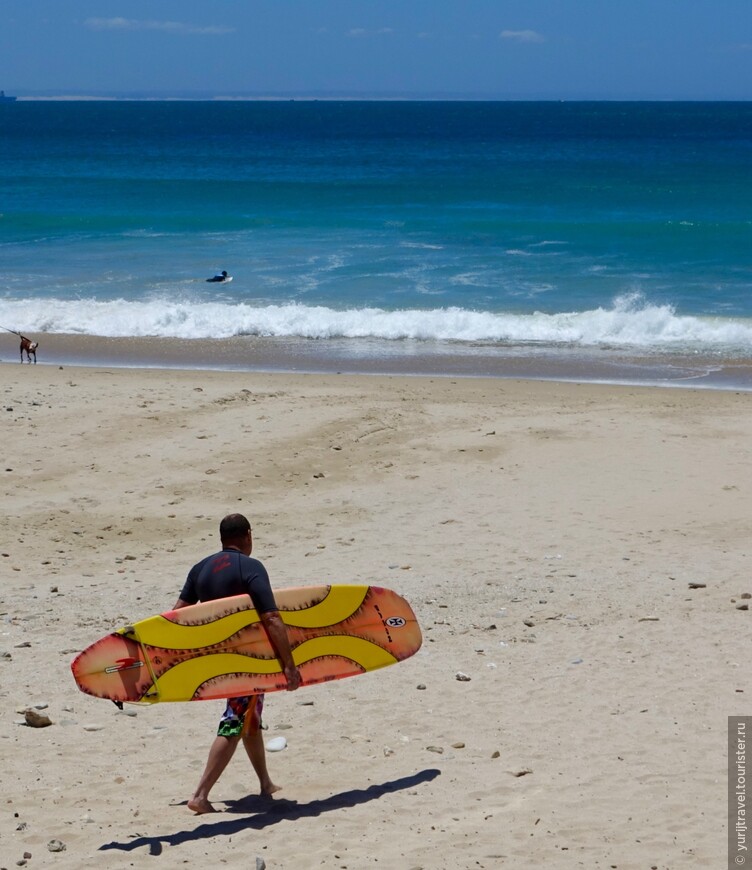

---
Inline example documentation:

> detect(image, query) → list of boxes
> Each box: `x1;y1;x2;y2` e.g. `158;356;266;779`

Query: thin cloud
84;18;235;36
500;29;545;44
347;27;394;38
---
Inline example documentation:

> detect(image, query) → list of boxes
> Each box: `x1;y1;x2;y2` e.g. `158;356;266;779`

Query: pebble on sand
24;709;52;728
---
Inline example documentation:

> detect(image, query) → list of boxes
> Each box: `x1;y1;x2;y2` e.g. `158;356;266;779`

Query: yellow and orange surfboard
71;585;421;704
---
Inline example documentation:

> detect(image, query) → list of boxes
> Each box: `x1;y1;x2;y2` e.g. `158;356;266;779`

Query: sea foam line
2;295;752;352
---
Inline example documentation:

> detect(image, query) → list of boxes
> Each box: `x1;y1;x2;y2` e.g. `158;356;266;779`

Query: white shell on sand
265;736;288;752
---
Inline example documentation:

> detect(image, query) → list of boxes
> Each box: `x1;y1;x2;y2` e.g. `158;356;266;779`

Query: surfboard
71;585;421;705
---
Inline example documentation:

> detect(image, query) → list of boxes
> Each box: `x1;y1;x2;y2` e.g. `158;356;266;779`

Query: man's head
219;513;252;554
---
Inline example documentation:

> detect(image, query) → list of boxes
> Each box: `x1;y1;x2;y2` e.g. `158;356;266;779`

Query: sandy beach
1;360;749;868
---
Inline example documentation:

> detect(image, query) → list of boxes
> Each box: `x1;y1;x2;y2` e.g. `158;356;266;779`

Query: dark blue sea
2;100;752;384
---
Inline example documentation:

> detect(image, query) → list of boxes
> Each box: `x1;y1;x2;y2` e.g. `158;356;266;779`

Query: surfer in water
206;270;231;283
173;514;301;814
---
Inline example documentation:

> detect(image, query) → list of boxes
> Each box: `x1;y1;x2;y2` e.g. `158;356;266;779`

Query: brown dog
20;335;38;363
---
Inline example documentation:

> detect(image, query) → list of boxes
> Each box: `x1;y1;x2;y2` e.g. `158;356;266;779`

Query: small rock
416;684;427;690
24;709;52;728
256;857;267;870
491;750;501;759
455;672;471;682
688;582;706;589
570;657;584;665
638;617;660;622
426;745;444;754
14;641;31;648
47;839;66;852
742;592;752;600
451;742;465;749
383;746;395;757
83;724;104;732
509;768;533;777
736;603;749;611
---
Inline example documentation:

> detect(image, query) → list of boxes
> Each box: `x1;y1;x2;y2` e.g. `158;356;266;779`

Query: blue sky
3;1;752;99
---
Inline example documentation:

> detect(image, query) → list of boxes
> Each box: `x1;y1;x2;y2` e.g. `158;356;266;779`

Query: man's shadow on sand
100;768;441;857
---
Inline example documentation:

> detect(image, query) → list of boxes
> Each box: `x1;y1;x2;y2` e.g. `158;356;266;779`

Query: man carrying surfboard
173;513;301;814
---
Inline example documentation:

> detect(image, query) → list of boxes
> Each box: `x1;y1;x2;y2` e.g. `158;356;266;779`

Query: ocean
1;100;751;386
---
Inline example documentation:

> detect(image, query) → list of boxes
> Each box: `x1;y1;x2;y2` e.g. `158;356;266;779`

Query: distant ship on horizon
0;91;17;102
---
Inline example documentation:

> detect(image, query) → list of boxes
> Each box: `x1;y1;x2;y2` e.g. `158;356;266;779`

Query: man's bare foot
187;796;218;814
260;782;282;798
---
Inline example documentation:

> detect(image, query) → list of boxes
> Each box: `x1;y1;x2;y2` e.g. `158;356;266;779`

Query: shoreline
6;332;752;390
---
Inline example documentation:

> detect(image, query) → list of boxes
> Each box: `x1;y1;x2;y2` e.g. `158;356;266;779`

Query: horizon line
6;89;752;103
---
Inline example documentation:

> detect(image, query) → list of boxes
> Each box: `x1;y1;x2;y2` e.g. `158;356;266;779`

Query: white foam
2;293;752;354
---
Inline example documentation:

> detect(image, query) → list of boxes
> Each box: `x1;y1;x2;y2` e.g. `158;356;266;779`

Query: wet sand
6;331;752;389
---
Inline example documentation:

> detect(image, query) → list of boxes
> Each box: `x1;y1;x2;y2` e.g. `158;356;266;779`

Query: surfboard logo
385;616;406;628
105;656;144;673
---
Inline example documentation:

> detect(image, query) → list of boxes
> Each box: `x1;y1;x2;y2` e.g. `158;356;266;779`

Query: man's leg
187;734;241;814
239;694;281;796
241;727;281;796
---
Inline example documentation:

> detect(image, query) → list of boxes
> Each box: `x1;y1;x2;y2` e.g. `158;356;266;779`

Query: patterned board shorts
217;694;264;737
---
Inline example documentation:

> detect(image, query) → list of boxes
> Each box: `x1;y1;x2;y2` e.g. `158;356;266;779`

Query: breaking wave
3;293;752;354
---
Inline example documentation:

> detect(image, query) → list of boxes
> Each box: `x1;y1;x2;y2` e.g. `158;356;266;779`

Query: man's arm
260;610;301;691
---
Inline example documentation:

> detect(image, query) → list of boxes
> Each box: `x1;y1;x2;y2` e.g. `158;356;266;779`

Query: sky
2;0;752;99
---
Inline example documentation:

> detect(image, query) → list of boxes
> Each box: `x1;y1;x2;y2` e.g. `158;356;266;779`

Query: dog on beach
20;335;38;364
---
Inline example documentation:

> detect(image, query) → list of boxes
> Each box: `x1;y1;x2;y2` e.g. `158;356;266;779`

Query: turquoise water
1;100;752;363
